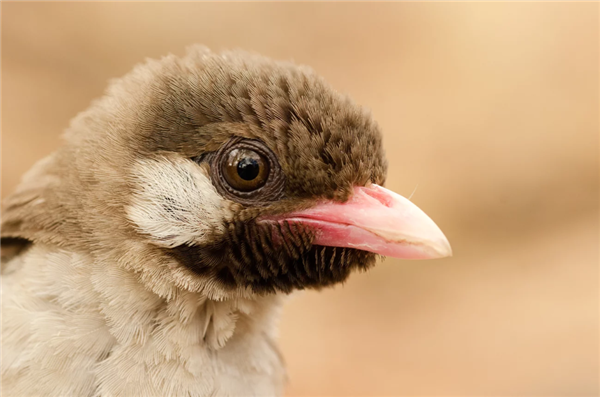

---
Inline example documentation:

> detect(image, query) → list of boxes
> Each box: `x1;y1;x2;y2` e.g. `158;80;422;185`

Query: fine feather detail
1;45;388;395
126;154;226;249
2;245;286;396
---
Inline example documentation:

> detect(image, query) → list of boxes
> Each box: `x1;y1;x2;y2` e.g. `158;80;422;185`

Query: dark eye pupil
221;147;270;193
237;158;260;181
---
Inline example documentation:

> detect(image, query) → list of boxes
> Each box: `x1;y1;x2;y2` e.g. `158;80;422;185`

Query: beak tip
431;232;453;259
414;228;451;259
439;240;453;258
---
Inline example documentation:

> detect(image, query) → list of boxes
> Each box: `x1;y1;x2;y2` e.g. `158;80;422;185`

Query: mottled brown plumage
1;46;449;396
2;45;387;297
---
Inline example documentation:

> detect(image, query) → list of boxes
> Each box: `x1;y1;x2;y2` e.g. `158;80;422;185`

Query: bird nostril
357;185;394;208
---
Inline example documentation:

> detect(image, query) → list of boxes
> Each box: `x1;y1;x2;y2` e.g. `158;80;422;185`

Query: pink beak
270;184;452;259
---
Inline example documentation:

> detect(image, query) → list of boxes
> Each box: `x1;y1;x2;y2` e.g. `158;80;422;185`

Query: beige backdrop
2;2;598;396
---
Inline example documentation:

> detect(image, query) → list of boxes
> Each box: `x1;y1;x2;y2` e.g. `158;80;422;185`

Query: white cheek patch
127;155;226;248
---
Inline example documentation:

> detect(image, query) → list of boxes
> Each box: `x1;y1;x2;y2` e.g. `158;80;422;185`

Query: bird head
1;46;451;299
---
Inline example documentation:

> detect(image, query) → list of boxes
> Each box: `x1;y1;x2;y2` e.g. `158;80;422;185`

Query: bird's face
3;47;449;298
126;125;389;295
115;49;451;296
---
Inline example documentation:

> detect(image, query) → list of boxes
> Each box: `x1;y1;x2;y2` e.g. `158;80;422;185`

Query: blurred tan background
2;2;598;396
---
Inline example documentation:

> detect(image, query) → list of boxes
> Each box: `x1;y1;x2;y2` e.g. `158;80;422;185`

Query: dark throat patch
164;220;378;294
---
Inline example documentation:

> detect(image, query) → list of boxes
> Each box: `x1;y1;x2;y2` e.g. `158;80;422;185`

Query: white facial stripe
126;155;225;248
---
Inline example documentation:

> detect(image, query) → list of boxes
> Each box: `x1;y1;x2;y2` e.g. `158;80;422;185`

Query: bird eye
222;148;270;192
206;138;285;205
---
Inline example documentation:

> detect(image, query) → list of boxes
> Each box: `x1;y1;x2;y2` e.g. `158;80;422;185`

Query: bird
1;45;451;396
